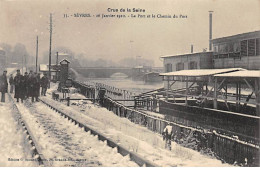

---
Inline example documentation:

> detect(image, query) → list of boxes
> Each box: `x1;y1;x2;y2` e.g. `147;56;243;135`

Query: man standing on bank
9;74;14;93
41;73;49;96
14;70;24;103
0;70;8;102
28;72;38;102
163;123;174;150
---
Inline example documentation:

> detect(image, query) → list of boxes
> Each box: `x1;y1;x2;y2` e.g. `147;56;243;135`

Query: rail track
8;94;49;166
8;93;157;167
39;98;157;167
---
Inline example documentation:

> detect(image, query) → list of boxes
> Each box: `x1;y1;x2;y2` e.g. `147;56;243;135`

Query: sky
0;0;260;66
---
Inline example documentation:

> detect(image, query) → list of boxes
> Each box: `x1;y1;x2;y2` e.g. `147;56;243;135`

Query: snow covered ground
42;86;232;167
14;100;138;167
0;99;36;166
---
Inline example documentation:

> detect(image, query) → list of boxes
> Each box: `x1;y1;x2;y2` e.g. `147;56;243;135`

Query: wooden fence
71;80;260;166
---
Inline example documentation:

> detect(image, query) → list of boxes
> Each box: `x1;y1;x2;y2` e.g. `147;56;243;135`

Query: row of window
165;61;197;72
213;38;260;56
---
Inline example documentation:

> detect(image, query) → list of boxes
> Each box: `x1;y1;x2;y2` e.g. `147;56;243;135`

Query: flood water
77;76;164;95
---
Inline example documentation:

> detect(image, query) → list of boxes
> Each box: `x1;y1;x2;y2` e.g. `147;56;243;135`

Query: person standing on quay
9;74;14;93
14;70;24;103
28;72;38;102
35;73;41;101
41;73;49;96
0;70;8;102
23;72;29;99
163;123;173;150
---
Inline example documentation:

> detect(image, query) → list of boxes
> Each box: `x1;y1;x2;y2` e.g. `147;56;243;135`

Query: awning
160;68;245;77
214;70;260;78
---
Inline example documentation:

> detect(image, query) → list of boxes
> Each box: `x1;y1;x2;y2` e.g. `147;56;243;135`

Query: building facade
161;51;213;73
212;30;260;69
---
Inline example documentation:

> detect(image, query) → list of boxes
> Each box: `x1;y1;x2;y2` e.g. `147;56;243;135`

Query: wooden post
213;77;218;109
206;83;208;95
255;78;260;116
236;82;239;111
67;97;70;106
238;82;241;111
185;76;188;106
166;77;170;101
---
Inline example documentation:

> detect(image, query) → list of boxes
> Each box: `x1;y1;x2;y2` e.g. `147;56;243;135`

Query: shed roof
160;68;245;77
211;30;260;44
39;64;58;72
60;59;70;64
214;70;260;78
160;51;212;58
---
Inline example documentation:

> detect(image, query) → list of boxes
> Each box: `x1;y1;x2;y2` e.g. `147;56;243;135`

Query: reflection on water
80;77;163;95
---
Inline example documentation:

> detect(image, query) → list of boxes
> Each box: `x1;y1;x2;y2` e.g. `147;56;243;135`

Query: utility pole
36;36;38;73
209;11;213;51
56;52;59;65
22;55;24;74
56;52;58;81
25;54;27;72
49;13;53;80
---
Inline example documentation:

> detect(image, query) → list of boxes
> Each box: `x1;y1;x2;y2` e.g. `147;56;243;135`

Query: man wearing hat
24;72;29;99
41;73;49;96
0;70;8;102
14;69;24;102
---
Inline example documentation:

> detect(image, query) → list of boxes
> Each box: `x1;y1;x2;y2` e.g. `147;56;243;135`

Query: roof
60;59;70;64
133;66;151;69
58;53;69;56
144;72;160;75
214;70;260;78
160;68;245;77
161;51;213;58
39;64;58;72
212;30;260;44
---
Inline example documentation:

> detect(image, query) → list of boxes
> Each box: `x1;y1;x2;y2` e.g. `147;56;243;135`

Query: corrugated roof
160;51;212;58
212;30;260;44
160;68;245;77
214;70;260;78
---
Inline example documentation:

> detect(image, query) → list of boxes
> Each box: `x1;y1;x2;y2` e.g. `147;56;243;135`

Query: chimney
209;11;213;51
191;45;193;53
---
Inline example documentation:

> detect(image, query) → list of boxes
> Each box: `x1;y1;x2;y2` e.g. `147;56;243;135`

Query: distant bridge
73;67;133;78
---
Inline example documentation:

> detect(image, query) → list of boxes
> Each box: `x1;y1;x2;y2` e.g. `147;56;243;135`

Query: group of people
0;69;49;103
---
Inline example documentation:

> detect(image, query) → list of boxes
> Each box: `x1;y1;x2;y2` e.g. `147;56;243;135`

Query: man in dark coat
41;73;49;96
23;72;29;99
9;74;14;93
28;72;38;102
0;70;8;102
14;70;24;102
35;73;41;101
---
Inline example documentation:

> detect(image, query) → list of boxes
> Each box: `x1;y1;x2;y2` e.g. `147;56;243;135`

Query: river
76;76;164;95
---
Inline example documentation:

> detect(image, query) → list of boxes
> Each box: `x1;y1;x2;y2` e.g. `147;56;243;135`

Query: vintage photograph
0;0;259;167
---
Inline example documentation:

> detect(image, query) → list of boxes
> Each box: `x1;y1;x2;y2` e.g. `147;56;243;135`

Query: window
219;43;228;53
188;61;197;69
176;62;184;71
213;45;218;52
233;42;240;52
256;38;260;56
165;63;172;72
248;39;256;56
241;40;248;56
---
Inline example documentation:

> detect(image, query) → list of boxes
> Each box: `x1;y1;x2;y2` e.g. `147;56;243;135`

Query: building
132;66;152;81
160;52;213;89
212;30;260;69
39;64;60;81
161;51;213;72
0;47;6;72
